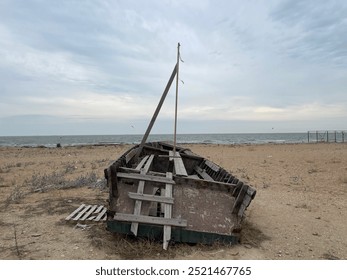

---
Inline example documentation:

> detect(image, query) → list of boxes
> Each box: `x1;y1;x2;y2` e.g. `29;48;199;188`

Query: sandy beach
0;143;346;260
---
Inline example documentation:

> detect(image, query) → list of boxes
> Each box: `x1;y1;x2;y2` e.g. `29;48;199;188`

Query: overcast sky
0;0;346;136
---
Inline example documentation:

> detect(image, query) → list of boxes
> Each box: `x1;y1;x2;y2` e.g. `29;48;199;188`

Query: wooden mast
173;42;180;155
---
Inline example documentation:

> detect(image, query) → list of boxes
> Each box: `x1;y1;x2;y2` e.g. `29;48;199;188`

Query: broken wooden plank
163;172;173;250
80;205;98;221
72;205;92;221
117;172;176;184
128;192;174;204
65;204;86;221
194;166;214;181
113;213;187;227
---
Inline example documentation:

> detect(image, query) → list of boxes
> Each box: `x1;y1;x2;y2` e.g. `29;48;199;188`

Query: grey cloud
270;0;347;66
1;0;347;135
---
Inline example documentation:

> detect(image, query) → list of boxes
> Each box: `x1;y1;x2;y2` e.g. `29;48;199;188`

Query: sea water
0;133;308;147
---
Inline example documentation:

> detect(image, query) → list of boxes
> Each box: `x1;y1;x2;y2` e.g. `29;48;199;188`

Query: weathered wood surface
119;167;166;177
72;205;92;221
135;155;149;170
117;172;176;184
80;205;98;221
65;204;86;221
126;147;139;164
163;172;173;250
105;141;256;243
94;207;107;221
131;169;146;235
169;151;188;176
65;204;107;222
173;183;237;235
205;160;220;172
194;166;214;181
113;213;187;227
131;154;156;235
128;192;174;204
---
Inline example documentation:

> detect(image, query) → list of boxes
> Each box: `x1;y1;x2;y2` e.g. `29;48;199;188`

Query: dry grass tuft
86;223;233;259
3;170;103;207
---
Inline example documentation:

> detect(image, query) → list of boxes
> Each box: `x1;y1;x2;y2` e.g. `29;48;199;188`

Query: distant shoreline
1;141;346;151
0;133;311;147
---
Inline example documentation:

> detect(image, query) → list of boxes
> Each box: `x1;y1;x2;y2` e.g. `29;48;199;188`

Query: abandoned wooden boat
104;141;256;249
104;44;256;249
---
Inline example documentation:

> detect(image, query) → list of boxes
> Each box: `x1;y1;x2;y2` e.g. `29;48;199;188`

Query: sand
0;143;346;260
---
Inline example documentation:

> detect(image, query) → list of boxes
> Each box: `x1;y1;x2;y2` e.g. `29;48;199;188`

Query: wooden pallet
65;204;107;222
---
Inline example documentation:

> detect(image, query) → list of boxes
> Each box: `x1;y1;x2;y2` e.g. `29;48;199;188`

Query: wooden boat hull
104;142;256;246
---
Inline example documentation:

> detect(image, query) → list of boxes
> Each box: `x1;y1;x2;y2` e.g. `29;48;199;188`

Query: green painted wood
106;220;239;245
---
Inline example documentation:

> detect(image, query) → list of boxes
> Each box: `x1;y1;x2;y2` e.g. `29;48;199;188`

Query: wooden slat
135;155;149;170
113;213;187;227
163;172;173;250
143;154;154;171
72;205;92;221
205;160;220;172
194;166;214;181
94;205;104;214
119;167;167;177
170;151;188;176
65;204;86;220
94;207;107;221
130;169;146;235
66;204;107;222
128;192;174;204
117;172;175;184
130;155;155;236
80;205;98;221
